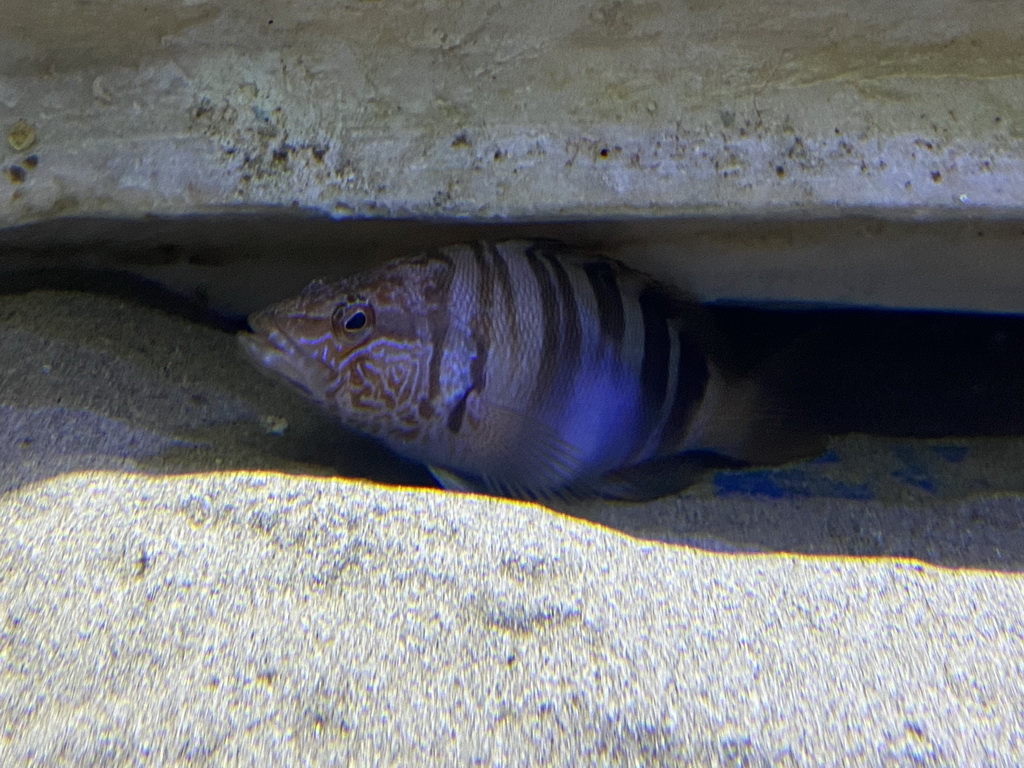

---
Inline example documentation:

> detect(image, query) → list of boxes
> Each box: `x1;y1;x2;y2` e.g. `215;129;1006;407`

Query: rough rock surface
4;470;1024;766
2;0;1023;224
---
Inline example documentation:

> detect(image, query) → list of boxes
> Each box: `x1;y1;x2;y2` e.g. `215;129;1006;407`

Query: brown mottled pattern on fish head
243;252;456;449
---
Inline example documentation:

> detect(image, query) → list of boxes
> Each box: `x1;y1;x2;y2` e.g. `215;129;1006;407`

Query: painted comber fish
239;239;820;500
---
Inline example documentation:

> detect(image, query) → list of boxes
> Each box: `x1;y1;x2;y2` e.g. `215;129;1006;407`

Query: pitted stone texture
1;0;1023;224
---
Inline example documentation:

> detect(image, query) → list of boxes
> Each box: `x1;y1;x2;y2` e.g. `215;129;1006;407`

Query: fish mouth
237;310;333;402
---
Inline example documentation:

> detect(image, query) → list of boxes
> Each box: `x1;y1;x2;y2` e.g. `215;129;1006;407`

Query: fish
238;239;821;500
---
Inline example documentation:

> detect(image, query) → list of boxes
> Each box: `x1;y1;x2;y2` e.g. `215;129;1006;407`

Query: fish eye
345;311;366;331
332;303;374;338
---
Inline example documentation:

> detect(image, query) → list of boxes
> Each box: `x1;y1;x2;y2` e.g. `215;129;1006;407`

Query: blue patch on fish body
543;357;643;478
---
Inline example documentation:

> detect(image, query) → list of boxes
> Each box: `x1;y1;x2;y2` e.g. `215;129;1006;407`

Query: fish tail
690;339;827;465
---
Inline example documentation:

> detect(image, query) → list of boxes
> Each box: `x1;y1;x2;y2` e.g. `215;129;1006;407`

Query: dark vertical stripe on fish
659;329;709;453
524;243;562;408
489;242;519;353
469;242;491;397
539;249;582;386
637;285;675;450
580;260;626;350
426;253;456;411
447;391;468;433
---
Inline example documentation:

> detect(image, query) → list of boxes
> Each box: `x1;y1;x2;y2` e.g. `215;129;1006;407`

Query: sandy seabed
2;290;1024;766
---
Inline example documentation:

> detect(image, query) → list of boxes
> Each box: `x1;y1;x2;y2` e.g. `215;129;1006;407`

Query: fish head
239;255;456;446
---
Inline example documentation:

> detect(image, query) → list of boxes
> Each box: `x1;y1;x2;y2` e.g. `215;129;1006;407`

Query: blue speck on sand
810;449;841;464
714;469;873;500
891;445;938;493
891;468;937;493
714;471;788;498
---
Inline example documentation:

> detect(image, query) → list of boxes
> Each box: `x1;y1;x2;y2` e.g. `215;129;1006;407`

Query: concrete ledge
3;0;1023;225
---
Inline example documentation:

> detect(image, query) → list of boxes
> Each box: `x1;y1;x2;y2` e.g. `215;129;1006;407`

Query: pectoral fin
428;466;485;495
431;397;588;500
